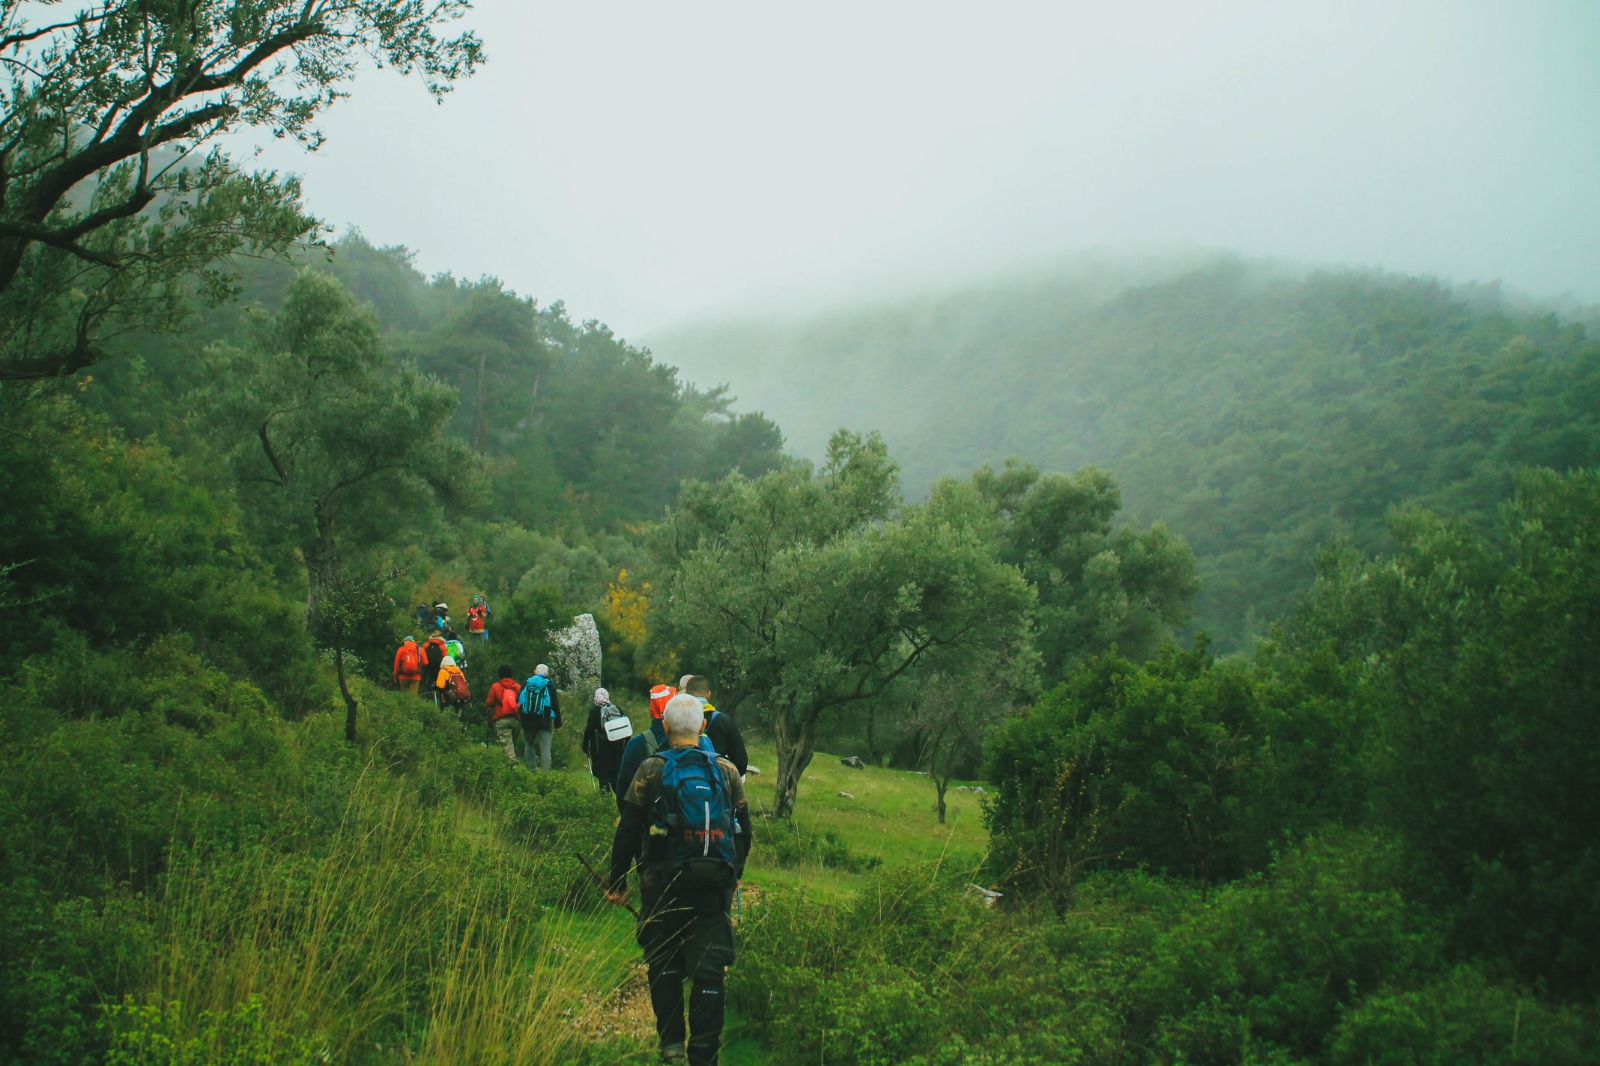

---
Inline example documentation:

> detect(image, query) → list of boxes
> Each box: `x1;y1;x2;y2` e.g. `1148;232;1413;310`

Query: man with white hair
609;694;751;1066
518;663;562;771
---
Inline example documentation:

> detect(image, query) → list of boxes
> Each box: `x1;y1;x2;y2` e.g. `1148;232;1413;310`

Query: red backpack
445;672;470;705
396;642;420;676
493;683;520;721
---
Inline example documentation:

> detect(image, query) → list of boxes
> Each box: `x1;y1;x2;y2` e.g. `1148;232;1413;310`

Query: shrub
103;996;325;1066
1130;831;1437;1064
1328;966;1596;1065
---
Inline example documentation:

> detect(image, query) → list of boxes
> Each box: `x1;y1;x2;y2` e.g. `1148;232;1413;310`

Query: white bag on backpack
601;704;633;742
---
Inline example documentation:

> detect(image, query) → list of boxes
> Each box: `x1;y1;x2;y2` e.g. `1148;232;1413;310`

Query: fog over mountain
253;1;1600;338
644;256;1600;650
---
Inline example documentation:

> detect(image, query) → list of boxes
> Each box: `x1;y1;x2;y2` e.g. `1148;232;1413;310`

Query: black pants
637;879;736;1066
593;738;627;795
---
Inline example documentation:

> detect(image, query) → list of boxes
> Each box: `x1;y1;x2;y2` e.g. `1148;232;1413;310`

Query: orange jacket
393;640;422;681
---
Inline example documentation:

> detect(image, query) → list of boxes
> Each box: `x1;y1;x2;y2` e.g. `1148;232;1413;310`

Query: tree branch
0;13;104;54
257;421;291;487
0;220;121;266
0;318;100;380
59;187;157;242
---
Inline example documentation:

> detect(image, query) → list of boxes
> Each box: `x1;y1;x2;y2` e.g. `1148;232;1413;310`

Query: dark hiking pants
638;880;736;1066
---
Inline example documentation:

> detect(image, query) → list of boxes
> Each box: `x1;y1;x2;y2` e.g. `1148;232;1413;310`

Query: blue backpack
654;747;738;885
519;675;552;720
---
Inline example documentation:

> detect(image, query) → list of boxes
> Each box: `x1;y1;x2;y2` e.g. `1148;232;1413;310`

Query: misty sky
254;0;1600;337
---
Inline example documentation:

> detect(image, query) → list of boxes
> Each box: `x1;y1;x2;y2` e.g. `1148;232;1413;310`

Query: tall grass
125;765;631;1064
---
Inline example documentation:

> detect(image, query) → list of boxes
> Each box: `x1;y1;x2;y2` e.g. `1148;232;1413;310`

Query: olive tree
658;432;1034;819
973;460;1197;679
0;0;483;381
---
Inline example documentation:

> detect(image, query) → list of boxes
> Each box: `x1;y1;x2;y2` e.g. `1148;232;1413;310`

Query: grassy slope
741;741;989;884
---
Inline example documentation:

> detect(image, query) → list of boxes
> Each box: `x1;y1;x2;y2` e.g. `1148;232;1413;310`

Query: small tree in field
658;431;1034;819
314;559;400;742
902;649;1034;824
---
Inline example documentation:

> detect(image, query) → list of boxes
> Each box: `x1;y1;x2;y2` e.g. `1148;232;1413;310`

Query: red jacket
393;640;422;681
485;677;522;721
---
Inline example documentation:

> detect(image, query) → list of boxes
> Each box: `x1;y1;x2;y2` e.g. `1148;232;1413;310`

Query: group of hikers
394;606;751;1064
390;595;493;706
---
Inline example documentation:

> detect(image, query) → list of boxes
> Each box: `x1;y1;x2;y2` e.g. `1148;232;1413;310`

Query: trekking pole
575;853;640;919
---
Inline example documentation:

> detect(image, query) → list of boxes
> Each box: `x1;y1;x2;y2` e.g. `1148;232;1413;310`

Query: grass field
740;740;989;884
543;727;993;1064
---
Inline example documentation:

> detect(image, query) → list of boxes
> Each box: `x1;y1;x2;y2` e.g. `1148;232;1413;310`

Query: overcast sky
254;0;1600;338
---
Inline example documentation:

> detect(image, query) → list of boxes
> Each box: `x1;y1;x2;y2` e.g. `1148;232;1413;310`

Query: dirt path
570;884;765;1049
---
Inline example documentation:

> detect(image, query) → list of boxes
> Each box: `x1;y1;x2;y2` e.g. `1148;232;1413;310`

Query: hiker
484;666;522;766
582;686;632;793
419;631;449;701
682;675;749;778
432;602;451;633
616;684;720;813
392;636;422;695
436;655;470;717
518;664;562;771
608;694;750;1066
466;593;491;645
444;628;467;670
414;603;434;633
614;684;675;812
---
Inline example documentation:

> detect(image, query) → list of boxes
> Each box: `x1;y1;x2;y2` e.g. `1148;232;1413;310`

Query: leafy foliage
201;269;480;610
973;459;1197;675
1292;469;1600;994
984;642;1361;904
658;431;1034;817
654;262;1600;649
0;0;482;381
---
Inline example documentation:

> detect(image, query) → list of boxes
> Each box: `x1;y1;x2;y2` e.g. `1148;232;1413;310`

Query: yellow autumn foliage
601;569;677;684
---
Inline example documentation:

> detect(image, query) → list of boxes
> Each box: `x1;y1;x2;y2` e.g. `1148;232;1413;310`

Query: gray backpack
600;702;633;742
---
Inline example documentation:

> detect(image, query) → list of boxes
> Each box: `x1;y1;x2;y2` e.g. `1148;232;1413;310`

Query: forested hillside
653;261;1600;646
4;4;1598;1062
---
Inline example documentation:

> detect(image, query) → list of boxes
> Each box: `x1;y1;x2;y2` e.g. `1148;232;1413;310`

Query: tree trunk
936;776;949;824
473;348;488;453
771;709;818;820
336;643;359;743
306;506;336;625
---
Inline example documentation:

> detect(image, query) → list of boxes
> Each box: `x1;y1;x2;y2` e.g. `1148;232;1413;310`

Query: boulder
548;612;602;697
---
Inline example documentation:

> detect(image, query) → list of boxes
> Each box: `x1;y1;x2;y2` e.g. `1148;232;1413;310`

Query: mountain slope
651;259;1600;647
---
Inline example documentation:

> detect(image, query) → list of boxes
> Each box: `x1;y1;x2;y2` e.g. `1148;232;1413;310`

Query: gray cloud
251;0;1600;335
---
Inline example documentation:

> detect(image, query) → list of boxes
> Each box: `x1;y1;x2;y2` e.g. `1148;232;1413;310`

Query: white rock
965;883;1003;907
547;612;602;697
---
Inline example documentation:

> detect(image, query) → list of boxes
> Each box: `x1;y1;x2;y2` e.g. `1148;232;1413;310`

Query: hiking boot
659;1042;687;1063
